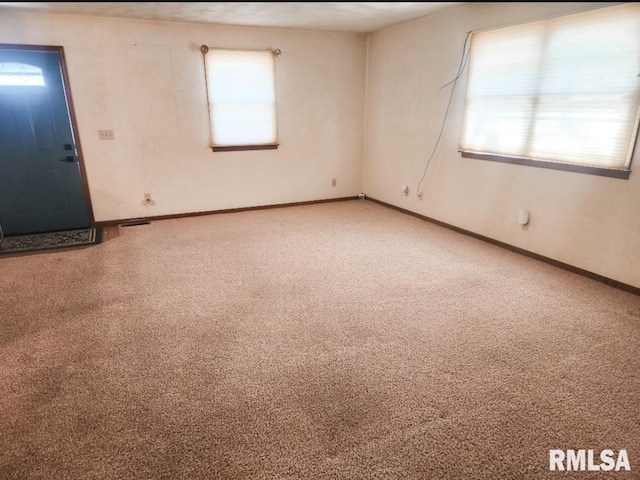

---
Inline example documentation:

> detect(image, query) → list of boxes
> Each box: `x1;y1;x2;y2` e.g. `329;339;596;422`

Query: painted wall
0;11;366;221
364;2;640;289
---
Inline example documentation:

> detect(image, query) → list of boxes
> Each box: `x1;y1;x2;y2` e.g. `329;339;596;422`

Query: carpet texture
0;200;638;479
0;228;99;254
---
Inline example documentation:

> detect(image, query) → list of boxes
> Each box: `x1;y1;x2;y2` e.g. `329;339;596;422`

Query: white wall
2;4;638;289
364;2;640;289
0;11;366;221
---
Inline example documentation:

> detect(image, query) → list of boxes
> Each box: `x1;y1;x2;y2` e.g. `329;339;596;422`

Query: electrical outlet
98;129;115;140
417;191;424;200
143;193;153;206
332;178;337;187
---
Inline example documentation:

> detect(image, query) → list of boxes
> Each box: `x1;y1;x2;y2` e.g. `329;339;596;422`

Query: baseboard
366;197;640;297
94;196;360;227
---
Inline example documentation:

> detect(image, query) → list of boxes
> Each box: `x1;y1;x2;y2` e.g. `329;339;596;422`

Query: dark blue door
0;49;90;236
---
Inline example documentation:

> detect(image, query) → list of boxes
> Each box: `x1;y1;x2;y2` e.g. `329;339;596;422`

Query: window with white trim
0;62;45;86
202;48;278;152
459;3;640;179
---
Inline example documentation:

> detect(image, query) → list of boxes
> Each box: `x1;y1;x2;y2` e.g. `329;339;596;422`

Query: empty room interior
1;2;639;478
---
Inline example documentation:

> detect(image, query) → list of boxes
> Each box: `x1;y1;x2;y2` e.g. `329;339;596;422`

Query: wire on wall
415;31;473;196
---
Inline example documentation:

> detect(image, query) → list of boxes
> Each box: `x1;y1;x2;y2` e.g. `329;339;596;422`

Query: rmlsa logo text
549;449;631;472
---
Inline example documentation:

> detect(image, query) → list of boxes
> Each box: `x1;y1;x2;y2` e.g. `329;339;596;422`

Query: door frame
0;43;95;227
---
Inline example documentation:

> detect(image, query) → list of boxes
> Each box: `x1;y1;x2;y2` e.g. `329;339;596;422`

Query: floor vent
121;219;151;227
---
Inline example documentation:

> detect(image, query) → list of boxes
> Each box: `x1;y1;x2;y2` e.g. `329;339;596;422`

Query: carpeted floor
1;199;638;479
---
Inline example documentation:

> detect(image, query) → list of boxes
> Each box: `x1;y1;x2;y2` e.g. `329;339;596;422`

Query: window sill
460;151;631;180
212;144;279;152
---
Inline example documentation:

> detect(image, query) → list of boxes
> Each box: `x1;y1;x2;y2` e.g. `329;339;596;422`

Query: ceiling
0;2;465;33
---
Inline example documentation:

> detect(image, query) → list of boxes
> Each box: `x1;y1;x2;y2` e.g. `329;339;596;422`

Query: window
459;3;640;179
0;62;45;86
202;48;278;152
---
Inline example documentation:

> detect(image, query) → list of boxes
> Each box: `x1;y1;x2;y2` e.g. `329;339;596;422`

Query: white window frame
0;61;45;86
201;46;279;152
459;4;640;179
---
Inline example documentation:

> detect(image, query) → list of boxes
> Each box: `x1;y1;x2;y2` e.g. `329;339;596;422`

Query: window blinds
459;3;640;170
205;49;277;147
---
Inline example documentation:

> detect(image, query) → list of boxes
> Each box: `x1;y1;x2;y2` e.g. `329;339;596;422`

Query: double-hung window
459;3;640;179
203;48;278;152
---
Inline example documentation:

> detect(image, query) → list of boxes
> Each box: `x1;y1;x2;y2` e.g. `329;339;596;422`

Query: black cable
439;33;472;92
416;31;472;196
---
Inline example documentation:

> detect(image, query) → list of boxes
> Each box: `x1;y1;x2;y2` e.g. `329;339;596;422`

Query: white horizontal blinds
206;49;277;147
460;3;640;169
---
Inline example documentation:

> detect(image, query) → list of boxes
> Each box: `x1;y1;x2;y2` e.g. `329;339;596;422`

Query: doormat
0;228;102;255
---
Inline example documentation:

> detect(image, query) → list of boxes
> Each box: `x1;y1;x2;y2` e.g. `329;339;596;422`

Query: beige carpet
1;200;639;479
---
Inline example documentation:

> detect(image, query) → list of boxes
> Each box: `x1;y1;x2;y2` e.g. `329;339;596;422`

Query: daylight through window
459;3;640;178
0;62;45;86
203;48;278;151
